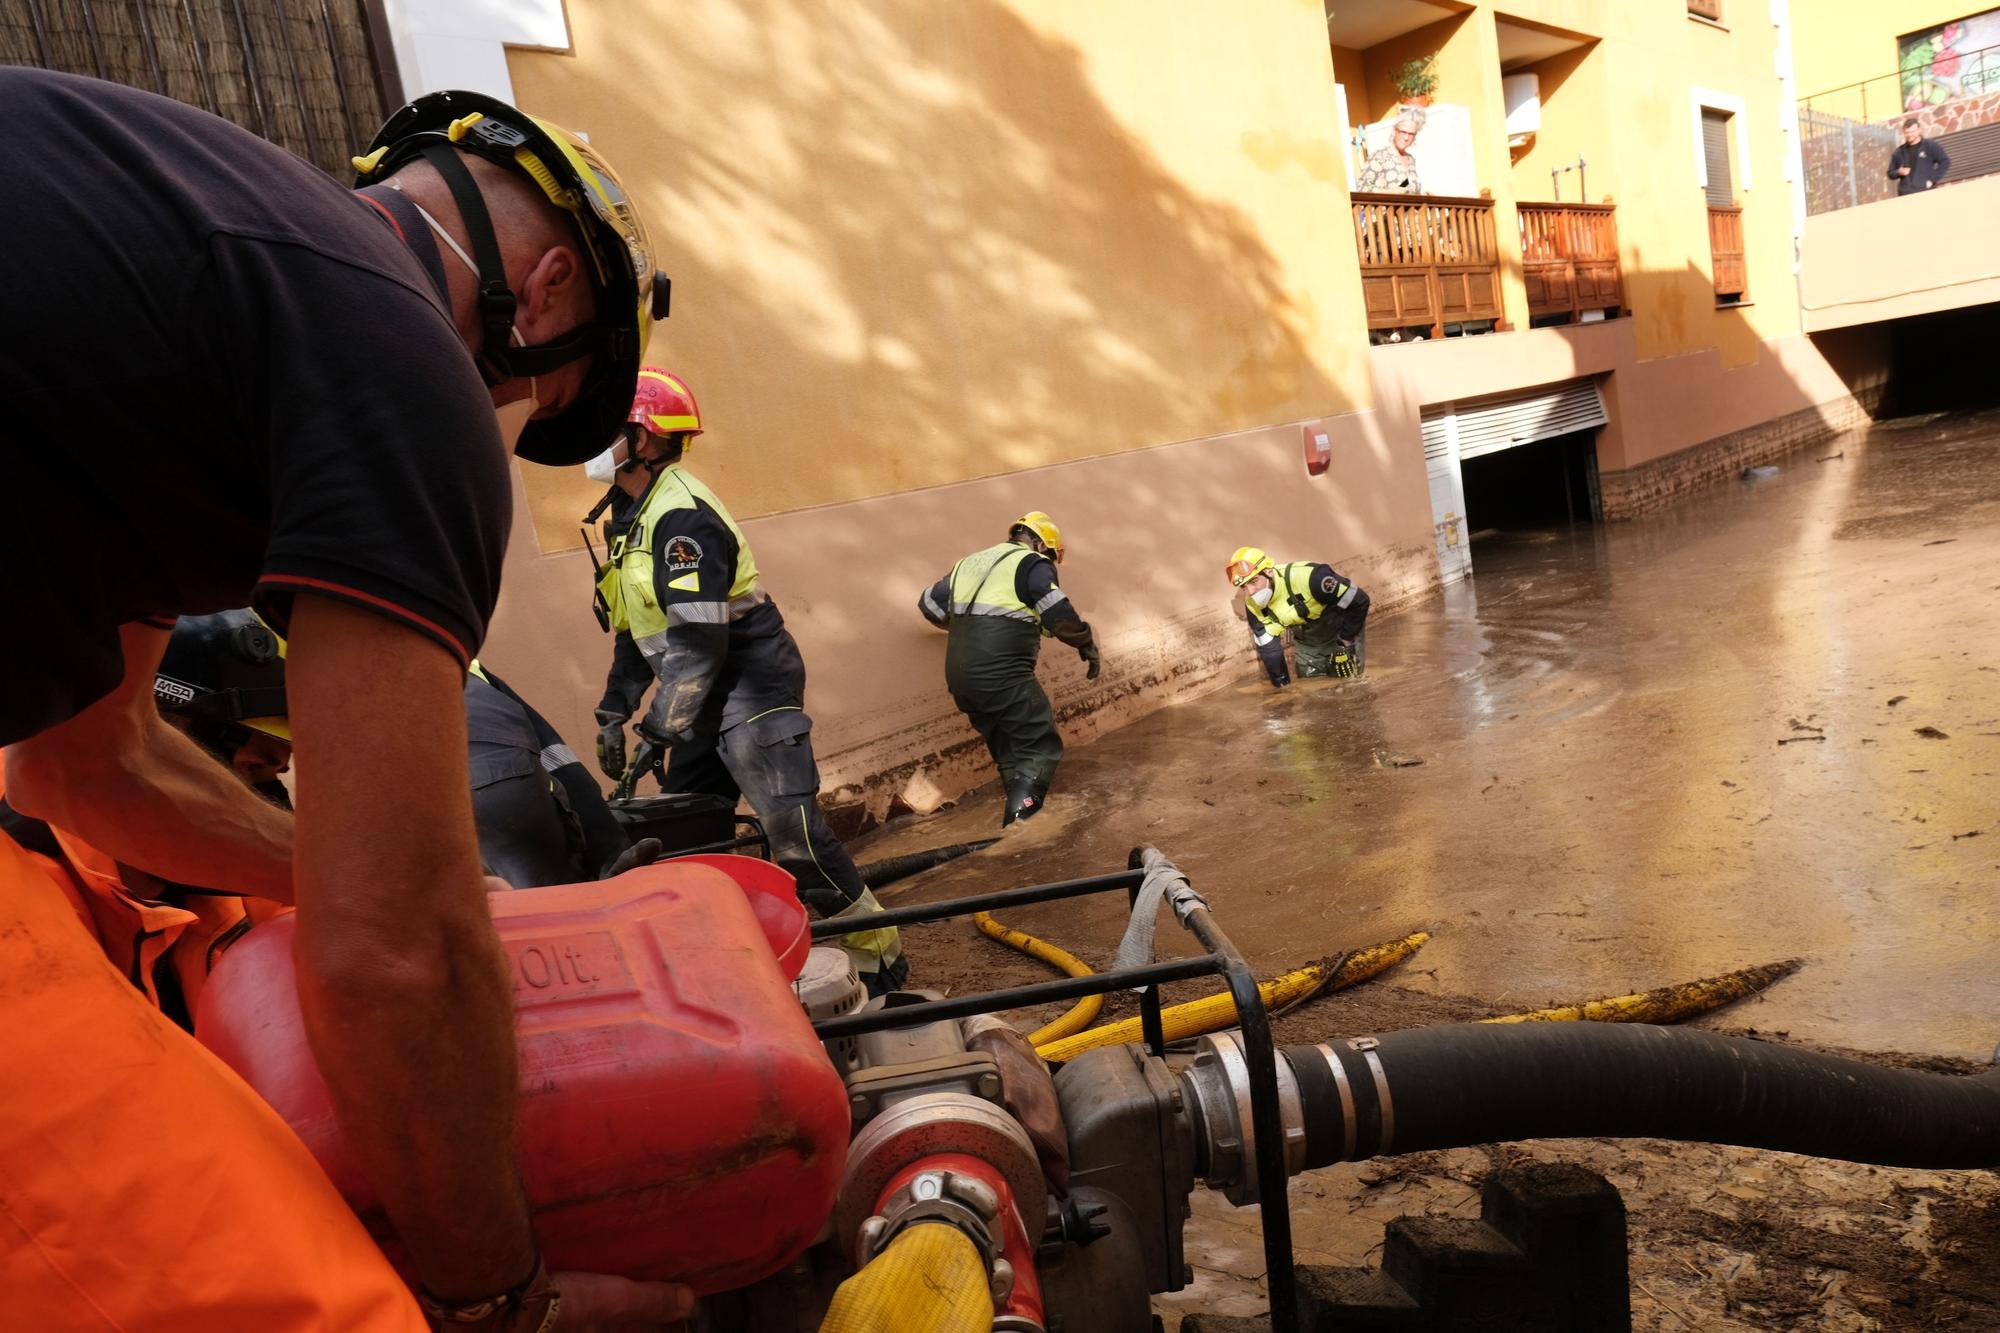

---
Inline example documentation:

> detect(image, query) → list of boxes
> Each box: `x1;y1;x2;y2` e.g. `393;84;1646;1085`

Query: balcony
1798;42;2000;216
1351;193;1503;340
1706;204;1747;303
1517;202;1623;325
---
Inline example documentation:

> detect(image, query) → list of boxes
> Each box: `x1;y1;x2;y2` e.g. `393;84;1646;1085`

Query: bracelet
418;1254;549;1326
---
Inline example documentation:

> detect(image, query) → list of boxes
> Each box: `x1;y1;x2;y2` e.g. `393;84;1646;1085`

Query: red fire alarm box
1303;423;1332;476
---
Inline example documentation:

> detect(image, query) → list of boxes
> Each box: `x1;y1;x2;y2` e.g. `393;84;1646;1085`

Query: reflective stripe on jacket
948;543;1041;623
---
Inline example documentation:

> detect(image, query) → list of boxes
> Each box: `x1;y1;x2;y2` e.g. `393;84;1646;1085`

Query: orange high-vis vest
0;774;426;1331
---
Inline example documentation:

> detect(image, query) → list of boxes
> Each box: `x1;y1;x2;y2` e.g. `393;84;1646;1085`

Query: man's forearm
641;625;728;738
286;595;538;1302
6;624;293;901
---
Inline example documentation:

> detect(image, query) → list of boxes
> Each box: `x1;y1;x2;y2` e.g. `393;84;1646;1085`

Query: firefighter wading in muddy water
1227;546;1371;686
921;514;1102;825
588;369;906;993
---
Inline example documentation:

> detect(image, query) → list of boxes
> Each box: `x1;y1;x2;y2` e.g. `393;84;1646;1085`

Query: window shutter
1701;110;1735;208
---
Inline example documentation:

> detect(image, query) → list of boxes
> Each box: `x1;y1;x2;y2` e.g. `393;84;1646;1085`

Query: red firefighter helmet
628;367;703;441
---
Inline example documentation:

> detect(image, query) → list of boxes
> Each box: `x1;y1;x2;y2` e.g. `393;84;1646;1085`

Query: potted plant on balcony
1393;55;1438;107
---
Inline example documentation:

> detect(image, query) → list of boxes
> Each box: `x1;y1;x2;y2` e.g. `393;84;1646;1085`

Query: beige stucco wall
504;0;1377;549
1365;319;1868;475
1799;172;2000;330
486;402;1440;820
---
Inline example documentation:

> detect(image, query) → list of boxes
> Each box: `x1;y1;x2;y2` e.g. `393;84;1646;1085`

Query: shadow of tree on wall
511;0;1363;538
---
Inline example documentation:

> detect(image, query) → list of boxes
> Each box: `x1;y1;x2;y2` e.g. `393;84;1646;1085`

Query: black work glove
634;713;695;750
614;740;665;802
1080;643;1102;681
1330;640;1358;679
594;709;629;781
599;836;664;879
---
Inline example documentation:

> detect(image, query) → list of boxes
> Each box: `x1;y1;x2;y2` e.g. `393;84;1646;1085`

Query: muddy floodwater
856;406;2000;1059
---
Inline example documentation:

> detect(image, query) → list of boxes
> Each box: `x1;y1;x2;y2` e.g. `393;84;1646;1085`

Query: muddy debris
1915;725;1951;739
1372;749;1424;768
1887;694;1909;707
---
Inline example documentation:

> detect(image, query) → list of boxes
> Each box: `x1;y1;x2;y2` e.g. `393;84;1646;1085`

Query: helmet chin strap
416;142;602;388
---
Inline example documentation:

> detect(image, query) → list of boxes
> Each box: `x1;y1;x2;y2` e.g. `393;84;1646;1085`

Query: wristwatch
419;1256;559;1330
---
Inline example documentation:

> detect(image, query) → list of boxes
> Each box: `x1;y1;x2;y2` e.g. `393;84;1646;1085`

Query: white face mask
1248;584;1274;609
411;199;543;415
585;439;630;485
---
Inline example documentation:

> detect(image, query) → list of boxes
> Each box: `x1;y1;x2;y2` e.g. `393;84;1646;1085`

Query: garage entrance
1421;377;1606;582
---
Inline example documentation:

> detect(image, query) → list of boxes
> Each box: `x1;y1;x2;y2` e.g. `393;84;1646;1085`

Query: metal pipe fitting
1179;1031;1307;1204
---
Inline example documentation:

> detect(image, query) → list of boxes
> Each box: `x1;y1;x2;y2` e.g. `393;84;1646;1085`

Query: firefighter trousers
664;707;905;990
946;666;1063;789
0;833;426;1332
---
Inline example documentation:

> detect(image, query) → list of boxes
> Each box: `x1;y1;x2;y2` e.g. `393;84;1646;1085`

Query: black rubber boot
1001;776;1047;827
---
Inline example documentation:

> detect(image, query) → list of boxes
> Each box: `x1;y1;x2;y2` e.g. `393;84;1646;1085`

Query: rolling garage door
1419;377;1605;583
1448;378;1607;460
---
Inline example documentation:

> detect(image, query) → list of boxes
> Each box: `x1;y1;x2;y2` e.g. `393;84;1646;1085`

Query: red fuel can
197;858;848;1293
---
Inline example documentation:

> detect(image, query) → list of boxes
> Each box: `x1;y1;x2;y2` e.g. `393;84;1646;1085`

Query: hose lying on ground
858;840;999;890
1035;931;1430;1064
1482;958;1802;1025
973;911;1103;1046
1281;1023;2000;1169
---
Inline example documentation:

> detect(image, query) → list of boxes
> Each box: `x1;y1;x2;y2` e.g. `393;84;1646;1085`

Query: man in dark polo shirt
0;69;685;1330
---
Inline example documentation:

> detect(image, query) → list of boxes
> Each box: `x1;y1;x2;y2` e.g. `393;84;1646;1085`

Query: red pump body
196;858;848;1293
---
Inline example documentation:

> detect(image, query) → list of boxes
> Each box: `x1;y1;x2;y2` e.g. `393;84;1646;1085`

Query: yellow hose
818;1223;994;1333
1034;930;1430;1064
972;911;1103;1045
1481;958;1803;1024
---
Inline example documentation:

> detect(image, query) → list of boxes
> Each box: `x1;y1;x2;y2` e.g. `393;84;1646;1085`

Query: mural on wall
1900;11;2000;109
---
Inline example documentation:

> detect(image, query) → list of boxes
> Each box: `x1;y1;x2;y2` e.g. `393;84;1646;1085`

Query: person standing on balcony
1357;106;1425;195
1888;118;1950;195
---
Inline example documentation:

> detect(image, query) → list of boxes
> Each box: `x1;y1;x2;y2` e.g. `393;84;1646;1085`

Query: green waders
944;614;1063;791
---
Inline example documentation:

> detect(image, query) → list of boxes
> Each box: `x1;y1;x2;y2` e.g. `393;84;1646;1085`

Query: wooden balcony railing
1351;192;1504;337
1517;201;1624;324
1706;204;1747;302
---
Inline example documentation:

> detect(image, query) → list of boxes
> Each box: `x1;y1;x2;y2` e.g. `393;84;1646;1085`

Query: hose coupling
1179;1031;1308;1204
856;1167;1015;1306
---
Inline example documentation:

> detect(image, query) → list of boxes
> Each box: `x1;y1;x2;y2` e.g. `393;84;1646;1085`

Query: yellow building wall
1602;8;1799;366
1474;0;1799;368
1330;43;1371;126
502;0;1374;550
1506;41;1618;209
1792;0;1989;102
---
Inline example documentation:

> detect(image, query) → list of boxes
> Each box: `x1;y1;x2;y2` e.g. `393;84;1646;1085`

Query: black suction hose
1283;1024;2000;1171
858;839;999;889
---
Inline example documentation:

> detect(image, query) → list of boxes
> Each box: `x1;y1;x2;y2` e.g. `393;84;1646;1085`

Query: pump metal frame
809;846;1301;1332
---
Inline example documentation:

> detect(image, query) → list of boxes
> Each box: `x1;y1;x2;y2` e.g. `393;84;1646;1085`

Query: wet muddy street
855;407;2000;1061
849;409;2000;1329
